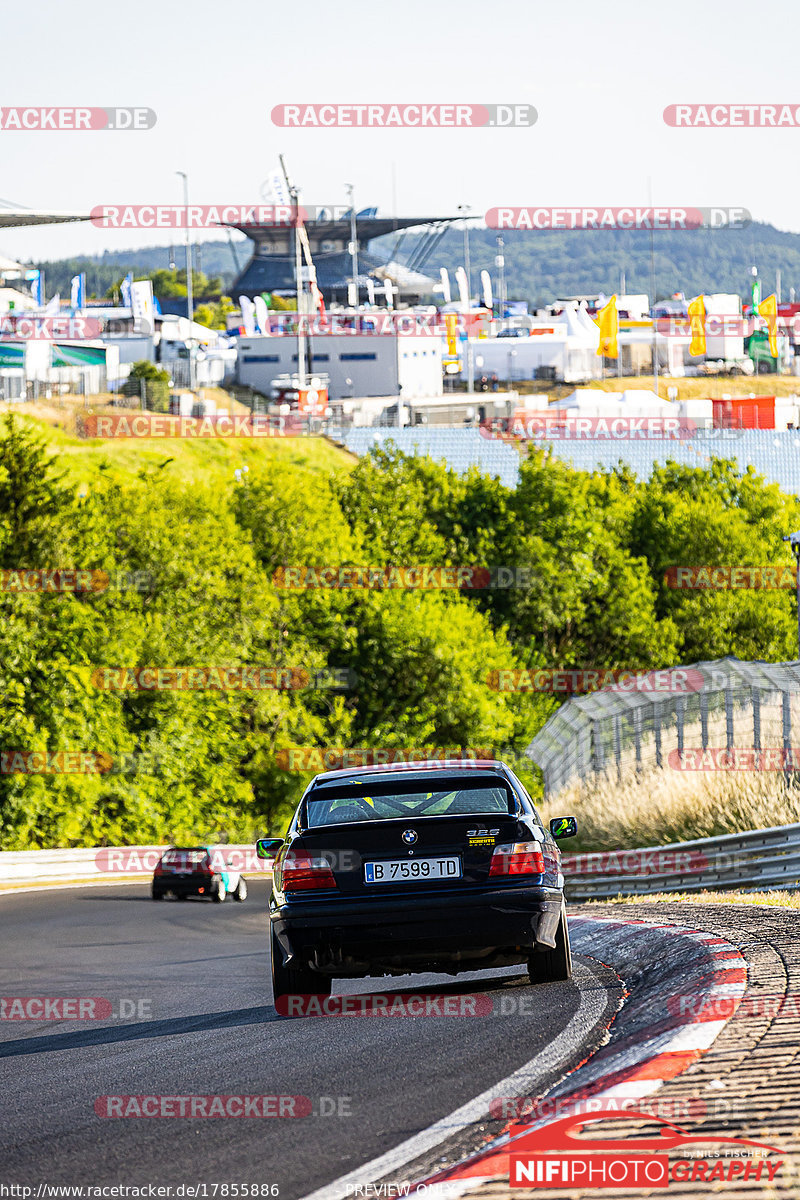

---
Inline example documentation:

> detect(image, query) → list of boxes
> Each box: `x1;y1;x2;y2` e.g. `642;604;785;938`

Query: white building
237;332;443;400
470;306;603;384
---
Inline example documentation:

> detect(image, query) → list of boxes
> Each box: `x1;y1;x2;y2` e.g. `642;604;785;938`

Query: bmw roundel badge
401;829;418;845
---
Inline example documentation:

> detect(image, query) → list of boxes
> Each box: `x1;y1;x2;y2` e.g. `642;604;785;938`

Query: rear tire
233;878;247;902
528;903;572;983
271;925;332;1011
151;883;164;900
213;880;227;903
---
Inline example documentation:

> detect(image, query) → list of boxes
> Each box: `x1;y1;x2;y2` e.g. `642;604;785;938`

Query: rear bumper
153;872;215;896
271;885;564;975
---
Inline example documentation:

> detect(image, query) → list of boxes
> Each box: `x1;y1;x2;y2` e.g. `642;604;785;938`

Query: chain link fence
526;656;800;800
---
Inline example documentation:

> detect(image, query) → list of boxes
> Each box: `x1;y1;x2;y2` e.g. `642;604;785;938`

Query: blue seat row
338;426;800;495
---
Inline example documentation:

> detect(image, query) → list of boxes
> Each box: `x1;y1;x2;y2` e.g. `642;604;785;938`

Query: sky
1;0;799;263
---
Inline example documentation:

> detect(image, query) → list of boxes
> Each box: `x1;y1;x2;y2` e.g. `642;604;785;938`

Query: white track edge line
297;959;616;1200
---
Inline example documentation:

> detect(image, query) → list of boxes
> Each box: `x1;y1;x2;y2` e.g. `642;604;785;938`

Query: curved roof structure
228;214;461;301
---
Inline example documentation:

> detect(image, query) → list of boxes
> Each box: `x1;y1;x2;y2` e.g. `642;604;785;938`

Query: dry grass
541;765;800;851
0;388;251;437
0;403;355;487
592;889;800;909
509;375;800;401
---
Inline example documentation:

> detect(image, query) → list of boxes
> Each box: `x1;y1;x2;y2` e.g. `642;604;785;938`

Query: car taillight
489;842;545;877
281;849;337;892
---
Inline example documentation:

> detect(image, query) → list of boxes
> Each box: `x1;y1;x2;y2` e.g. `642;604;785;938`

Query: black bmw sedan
256;759;577;1008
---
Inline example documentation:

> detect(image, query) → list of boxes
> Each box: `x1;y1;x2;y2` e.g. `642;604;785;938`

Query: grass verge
586;889;800;909
542;764;800;852
0;402;355;487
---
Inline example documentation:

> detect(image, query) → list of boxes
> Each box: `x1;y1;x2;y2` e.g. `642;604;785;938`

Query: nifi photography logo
506;1109;783;1188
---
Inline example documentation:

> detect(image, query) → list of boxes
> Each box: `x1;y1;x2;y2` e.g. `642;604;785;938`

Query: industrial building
237;330;442;401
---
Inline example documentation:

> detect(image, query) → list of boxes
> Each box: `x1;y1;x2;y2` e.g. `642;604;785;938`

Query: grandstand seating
340;427;522;489
337;426;800;495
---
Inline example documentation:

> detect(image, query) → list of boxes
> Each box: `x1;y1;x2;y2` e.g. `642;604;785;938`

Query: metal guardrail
0;844;268;888
563;821;800;899
4;827;799;899
526;656;800;800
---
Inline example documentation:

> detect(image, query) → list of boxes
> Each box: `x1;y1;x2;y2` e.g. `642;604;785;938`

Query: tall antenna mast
279;154;306;387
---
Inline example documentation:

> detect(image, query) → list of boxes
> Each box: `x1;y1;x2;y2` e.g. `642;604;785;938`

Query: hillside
24;220;800;307
378;220;800;307
0;399;355;487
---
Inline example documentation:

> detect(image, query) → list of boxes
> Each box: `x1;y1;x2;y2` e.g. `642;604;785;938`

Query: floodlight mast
783;532;800;656
280;154;306;388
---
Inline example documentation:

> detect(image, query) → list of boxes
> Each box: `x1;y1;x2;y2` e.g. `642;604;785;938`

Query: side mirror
549;816;577;840
256;837;284;860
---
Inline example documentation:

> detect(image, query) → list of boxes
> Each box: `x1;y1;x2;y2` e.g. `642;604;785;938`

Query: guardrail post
725;688;734;751
676;695;686;757
752;686;761;754
783;690;793;785
592;719;605;775
654;703;662;769
700;691;709;750
633;709;642;776
614;714;622;782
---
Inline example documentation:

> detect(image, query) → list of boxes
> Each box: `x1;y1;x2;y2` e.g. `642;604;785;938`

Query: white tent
0;286;37;314
576;304;601;341
550;387;674;417
618;388;674;412
0;253;25;275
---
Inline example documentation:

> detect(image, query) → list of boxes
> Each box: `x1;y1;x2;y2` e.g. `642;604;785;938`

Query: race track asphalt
0;882;619;1199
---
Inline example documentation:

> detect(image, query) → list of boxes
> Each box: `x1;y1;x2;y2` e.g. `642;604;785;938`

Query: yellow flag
444;312;458;357
595;295;618;358
758;293;778;357
687;295;706;357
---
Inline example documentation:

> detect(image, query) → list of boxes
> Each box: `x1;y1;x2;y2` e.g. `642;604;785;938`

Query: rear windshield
305;779;514;828
162;849;208;864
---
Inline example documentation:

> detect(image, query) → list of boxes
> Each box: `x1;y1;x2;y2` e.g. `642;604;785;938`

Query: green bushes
1;414;799;849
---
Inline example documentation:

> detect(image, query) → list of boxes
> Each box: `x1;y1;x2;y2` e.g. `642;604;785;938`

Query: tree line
1;415;798;848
